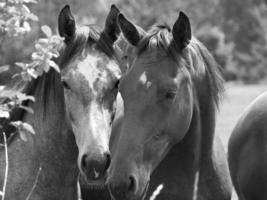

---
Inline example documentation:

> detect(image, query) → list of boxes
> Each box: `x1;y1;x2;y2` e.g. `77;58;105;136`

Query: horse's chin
109;180;149;200
79;173;107;190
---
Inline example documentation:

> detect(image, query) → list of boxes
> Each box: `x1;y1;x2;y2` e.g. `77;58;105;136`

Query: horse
107;11;232;200
228;91;267;200
0;5;122;199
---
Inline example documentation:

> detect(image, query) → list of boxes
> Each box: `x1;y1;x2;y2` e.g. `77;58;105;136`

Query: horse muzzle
79;151;111;183
107;174;149;200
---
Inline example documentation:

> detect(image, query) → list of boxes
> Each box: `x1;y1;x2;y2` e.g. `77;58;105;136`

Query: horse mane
0;69;62;144
136;24;224;109
1;24;116;143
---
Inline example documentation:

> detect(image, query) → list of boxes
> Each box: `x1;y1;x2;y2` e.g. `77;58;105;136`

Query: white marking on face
140;72;152;89
140;72;147;84
77;54;100;91
76;54;121;94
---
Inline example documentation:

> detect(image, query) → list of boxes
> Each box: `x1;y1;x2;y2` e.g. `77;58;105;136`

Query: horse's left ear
118;13;146;46
103;4;121;43
58;5;76;43
172;12;191;50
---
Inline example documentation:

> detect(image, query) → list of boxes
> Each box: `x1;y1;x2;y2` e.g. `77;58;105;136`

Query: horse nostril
81;155;88;170
128;175;137;193
80;153;111;180
104;153;111;171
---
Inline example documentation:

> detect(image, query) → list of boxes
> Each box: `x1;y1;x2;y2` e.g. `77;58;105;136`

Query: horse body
108;12;232;200
228;91;267;200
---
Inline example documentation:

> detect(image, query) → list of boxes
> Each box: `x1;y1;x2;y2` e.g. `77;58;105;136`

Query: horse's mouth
109;180;149;200
79;173;107;190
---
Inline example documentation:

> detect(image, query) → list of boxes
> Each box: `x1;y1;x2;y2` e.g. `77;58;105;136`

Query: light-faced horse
0;5;121;199
228;91;267;200
107;12;232;200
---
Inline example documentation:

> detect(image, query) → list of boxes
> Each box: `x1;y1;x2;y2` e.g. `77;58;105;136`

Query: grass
215;83;266;200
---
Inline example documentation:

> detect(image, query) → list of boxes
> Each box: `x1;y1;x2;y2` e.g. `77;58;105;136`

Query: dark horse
107;12;232;200
228;91;267;200
0;5;122;199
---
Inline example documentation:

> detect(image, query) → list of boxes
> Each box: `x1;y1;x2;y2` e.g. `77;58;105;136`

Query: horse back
228;91;267;200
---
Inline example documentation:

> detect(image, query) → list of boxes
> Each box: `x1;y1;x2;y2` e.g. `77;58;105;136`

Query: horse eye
154;132;163;140
114;80;120;89
165;91;176;100
122;55;128;60
62;80;71;90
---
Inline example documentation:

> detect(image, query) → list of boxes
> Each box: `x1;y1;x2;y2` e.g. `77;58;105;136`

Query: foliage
14;25;63;81
0;86;35;141
0;0;38;37
220;0;267;82
0;0;62;142
196;25;237;81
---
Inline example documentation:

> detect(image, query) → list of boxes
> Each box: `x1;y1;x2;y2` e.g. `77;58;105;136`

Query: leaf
23;0;38;3
16;93;35;102
31;52;42;60
0;86;5;91
49;60;60;72
27;13;38;21
23;21;31;32
38;38;49;45
10;121;22;128
19;105;34;114
26;67;38;79
22;4;30;14
0;65;9;73
41;25;52;38
15;62;27;69
0;110;9;119
21;71;32;82
0;3;6;8
10;121;35;142
0;89;18;100
21;122;35;135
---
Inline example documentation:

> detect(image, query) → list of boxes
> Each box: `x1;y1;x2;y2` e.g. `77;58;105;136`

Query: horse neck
194;77;217;157
1;70;78;199
28;70;77;159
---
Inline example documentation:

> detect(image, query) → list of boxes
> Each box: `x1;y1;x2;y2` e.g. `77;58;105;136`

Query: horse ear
58;5;76;43
117;13;145;46
103;4;121;43
172;12;191;50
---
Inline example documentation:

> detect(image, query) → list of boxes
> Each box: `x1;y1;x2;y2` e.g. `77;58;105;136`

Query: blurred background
1;0;267;83
1;0;267;147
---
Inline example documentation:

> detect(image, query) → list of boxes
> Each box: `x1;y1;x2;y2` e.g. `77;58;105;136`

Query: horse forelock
59;24;117;69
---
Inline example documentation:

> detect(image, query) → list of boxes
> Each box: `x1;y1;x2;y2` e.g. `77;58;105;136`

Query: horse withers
0;5;121;199
228;91;267;200
107;11;232;200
